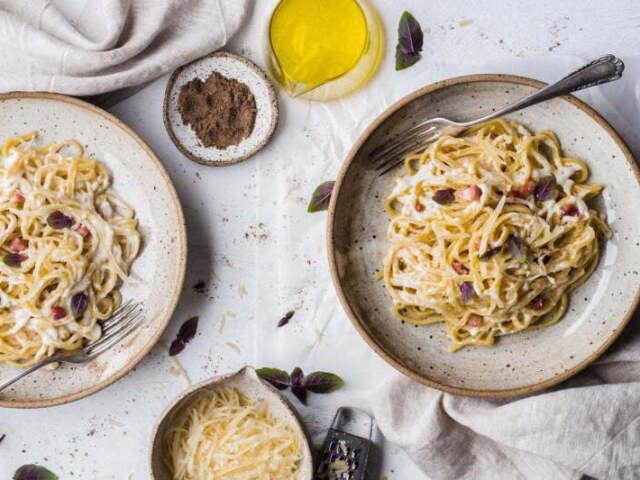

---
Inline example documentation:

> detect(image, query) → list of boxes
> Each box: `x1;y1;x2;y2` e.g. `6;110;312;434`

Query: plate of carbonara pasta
329;75;640;397
0;93;186;408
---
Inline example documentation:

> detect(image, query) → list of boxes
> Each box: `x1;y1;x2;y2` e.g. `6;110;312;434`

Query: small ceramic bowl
164;52;278;166
149;366;313;479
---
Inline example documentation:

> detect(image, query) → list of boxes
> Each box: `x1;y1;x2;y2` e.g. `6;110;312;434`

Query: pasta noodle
164;386;302;479
0;132;141;366
383;119;610;351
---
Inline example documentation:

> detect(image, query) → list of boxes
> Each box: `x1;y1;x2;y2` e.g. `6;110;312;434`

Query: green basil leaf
277;310;294;327
507;234;528;264
396;11;424;70
13;465;58;480
46;211;73;229
433;188;455;205
459;281;474;303
302;371;345;394
256;368;291;390
307;181;335;213
534;176;557;202
479;246;501;261
169;317;199;356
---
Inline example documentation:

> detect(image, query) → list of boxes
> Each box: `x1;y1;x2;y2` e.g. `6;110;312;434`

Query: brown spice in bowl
177;71;256;149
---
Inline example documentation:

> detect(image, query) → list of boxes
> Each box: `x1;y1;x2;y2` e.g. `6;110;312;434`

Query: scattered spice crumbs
458;19;474;27
244;223;269;241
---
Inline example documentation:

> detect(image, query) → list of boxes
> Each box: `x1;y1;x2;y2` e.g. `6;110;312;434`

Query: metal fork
0;300;144;392
372;54;625;175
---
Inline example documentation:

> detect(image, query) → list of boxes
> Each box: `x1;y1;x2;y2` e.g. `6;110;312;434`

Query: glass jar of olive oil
267;0;384;101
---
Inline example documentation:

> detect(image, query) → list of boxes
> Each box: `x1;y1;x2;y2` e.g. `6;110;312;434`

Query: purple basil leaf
507;235;528;264
396;11;423;70
70;293;88;317
302;371;345;394
169;316;198;356
433;188;455;205
13;465;58;480
47;211;73;229
307;181;335;213
290;367;304;387
459;281;474;302
534;176;557;202
480;246;502;261
3;253;26;267
256;368;291;390
291;385;308;405
396;46;421;72
277;310;295;328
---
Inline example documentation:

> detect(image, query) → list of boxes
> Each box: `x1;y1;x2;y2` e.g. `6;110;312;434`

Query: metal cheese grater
314;407;374;480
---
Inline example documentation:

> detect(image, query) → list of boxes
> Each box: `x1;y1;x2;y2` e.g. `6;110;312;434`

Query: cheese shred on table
164;386;302;479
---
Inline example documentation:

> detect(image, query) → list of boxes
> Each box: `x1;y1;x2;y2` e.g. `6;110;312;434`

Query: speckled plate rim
0;91;187;409
327;74;640;398
163;51;279;167
148;365;314;479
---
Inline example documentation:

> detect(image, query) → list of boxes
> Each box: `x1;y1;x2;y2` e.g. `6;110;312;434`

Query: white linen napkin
370;56;640;480
0;0;249;95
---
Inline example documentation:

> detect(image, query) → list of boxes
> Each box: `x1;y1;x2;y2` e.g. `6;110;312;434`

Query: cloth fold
371;57;640;480
0;0;249;95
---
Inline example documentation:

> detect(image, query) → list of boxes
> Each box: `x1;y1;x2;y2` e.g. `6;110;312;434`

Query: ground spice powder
178;71;257;149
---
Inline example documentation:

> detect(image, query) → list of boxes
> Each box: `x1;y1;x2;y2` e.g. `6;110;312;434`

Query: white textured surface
1;0;640;478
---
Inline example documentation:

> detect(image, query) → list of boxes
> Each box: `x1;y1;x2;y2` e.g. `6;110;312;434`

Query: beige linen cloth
0;0;248;95
371;57;640;480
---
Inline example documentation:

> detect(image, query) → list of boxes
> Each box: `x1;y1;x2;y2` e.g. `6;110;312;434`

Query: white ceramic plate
0;92;187;408
329;75;640;397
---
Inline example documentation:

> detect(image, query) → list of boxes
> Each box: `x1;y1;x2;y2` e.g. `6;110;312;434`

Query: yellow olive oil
268;0;383;101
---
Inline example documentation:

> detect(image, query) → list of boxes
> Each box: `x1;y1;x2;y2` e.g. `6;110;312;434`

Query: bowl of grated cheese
149;365;313;480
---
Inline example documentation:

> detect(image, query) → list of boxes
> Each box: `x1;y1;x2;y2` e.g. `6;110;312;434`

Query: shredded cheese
164;387;302;479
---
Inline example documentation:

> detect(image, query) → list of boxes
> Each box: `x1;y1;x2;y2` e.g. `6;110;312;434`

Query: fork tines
372;123;440;175
85;301;144;358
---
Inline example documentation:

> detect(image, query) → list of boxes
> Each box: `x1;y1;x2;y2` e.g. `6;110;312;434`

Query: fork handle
0;357;57;392
464;54;625;127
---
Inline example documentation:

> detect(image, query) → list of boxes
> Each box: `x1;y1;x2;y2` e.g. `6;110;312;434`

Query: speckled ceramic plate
0;92;187;408
164;52;278;166
328;74;640;397
150;366;313;479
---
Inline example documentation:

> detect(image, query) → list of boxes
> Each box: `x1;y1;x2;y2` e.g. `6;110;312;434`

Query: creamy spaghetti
383;119;610;351
0;132;141;366
164;386;302;480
